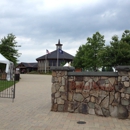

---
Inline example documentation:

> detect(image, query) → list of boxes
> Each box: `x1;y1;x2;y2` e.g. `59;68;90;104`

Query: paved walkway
0;74;130;130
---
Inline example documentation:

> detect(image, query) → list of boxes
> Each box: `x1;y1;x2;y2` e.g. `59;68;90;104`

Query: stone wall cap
68;72;118;77
116;66;130;71
50;66;75;71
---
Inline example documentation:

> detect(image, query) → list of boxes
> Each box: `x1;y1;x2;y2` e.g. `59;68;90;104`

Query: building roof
36;50;74;61
18;62;38;68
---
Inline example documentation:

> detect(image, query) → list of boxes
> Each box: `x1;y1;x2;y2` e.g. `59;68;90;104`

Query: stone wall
51;66;130;119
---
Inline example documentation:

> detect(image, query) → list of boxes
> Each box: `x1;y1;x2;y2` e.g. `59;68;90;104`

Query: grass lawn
0;80;14;92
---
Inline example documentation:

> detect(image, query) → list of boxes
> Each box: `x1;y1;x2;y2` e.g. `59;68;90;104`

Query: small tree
0;33;21;65
73;32;105;71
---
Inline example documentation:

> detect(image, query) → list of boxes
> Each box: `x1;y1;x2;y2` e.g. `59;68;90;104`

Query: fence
0;70;15;100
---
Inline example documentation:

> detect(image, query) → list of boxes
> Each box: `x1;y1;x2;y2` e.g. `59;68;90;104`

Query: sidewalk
0;74;129;130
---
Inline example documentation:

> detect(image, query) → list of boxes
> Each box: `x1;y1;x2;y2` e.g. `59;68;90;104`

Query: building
36;40;74;73
16;62;38;73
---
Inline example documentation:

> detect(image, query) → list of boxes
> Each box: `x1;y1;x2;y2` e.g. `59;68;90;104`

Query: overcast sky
0;0;130;62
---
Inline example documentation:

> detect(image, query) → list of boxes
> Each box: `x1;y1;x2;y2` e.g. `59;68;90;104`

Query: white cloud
40;0;97;10
0;0;130;63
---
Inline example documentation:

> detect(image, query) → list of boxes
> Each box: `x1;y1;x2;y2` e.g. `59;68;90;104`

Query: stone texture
64;101;68;112
68;102;74;112
84;77;90;82
101;77;108;79
84;82;90;90
124;81;129;87
120;87;125;93
51;77;55;83
88;108;95;115
95;104;103;116
114;92;120;104
57;72;62;77
96;91;108;104
73;93;84;102
118;76;121;81
109;105;118;117
57;98;64;104
93;77;99;82
52;71;57;76
126;94;129;99
93;82;99;90
99;90;108;97
127;105;130;111
90;90;98;97
90;96;96;103
68;78;74;81
61;77;66;86
105;79;109;84
51;85;56;93
76;89;82;93
61;71;65;76
68;92;73;101
54;77;59;83
73;102;79;110
118;71;128;76
118;105;128;119
82;91;89;98
58;105;64;112
64;71;67;76
51;104;58;111
59;86;65;92
101;96;109;108
55;92;60;98
51;69;130;119
78;103;83;113
96;97;103;104
55;83;60;91
122;76;129;81
69;81;76;90
124;87;130;94
109;77;116;85
61;93;67;100
75;77;83;81
97;79;105;87
115;82;124;91
102;108;110;117
121;93;125;98
75;81;83;92
58;77;62;83
110;92;114;104
84;97;90;103
121;99;130;106
88;102;95;109
82;103;88;114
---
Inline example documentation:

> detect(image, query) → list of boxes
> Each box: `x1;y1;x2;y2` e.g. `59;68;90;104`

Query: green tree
99;45;113;71
72;45;85;69
100;30;130;68
121;30;130;44
0;33;21;65
73;32;105;71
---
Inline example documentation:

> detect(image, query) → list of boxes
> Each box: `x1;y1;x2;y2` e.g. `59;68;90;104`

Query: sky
0;0;130;62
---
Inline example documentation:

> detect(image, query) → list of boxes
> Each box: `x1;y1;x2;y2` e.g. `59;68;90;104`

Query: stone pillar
50;66;75;112
116;66;130;119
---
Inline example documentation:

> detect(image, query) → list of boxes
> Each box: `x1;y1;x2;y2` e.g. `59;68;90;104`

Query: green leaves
0;33;21;65
73;32;105;71
73;30;130;71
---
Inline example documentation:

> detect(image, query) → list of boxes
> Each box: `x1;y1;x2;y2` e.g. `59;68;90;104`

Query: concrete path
0;74;130;130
